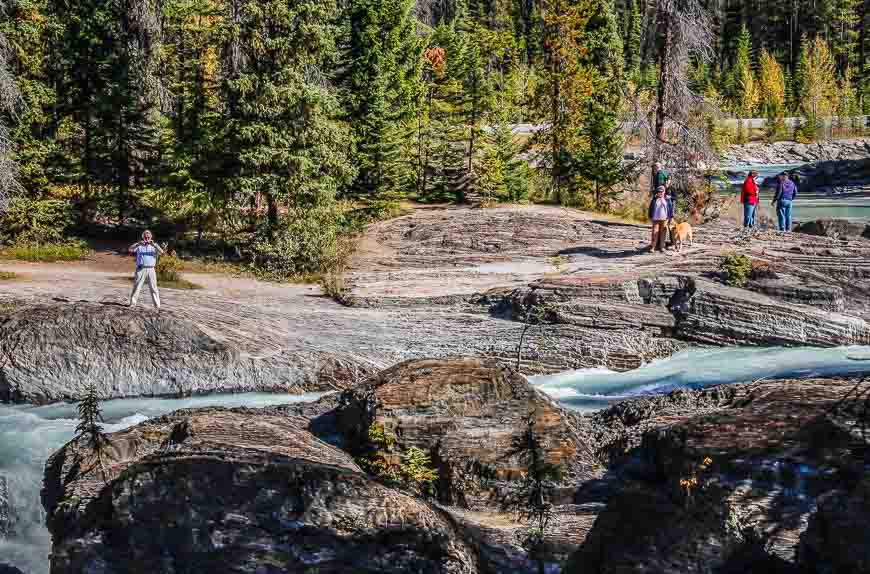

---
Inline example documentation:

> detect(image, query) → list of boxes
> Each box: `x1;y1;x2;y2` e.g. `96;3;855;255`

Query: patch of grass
1;239;91;262
156;253;183;283
0;271;18;280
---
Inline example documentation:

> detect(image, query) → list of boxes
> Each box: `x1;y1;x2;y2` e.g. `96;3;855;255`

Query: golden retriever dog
669;221;693;252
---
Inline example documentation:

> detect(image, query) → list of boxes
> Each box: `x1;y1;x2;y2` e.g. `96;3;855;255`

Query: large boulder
670;276;870;346
0;302;370;403
335;358;599;508
794;218;870;240
798;479;870;573
42;408;478;574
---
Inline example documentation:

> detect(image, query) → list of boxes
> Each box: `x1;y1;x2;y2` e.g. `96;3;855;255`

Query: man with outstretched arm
128;230;164;309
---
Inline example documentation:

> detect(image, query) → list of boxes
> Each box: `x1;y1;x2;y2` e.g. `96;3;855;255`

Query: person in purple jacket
772;172;797;231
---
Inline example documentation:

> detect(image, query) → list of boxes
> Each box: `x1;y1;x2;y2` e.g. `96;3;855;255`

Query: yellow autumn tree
836;66;860;136
758;50;785;140
798;37;837;140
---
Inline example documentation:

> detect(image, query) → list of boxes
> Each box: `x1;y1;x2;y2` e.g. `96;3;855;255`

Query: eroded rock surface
0;303;370;404
43;408;478;574
336;358;599;508
566;377;870;573
670;277;870;346
0;476;13;540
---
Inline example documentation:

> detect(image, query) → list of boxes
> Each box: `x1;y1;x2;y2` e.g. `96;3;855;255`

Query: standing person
651;162;675;246
740;170;760;228
788;170;801;193
128;230;165;309
649;186;671;252
772;172;797;232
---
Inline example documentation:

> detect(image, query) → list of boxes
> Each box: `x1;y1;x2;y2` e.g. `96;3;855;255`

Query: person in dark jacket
773;172;797;231
740;171;760;228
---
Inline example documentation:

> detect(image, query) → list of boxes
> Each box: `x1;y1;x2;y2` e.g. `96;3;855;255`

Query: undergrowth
1;238;91;262
720;253;752;286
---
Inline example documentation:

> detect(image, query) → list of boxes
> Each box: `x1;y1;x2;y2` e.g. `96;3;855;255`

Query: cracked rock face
336;358;601;508
0;476;13;540
42;408;478;574
0;303;367;404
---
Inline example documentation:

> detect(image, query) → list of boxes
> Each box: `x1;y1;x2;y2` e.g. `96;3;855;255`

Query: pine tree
575;0;628;211
732;24;758;142
223;0;354;233
625;0;643;80
75;383;109;465
345;0;423;199
530;0;595;202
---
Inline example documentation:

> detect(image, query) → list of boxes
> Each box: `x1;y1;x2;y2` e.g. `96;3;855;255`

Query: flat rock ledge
0;302;372;404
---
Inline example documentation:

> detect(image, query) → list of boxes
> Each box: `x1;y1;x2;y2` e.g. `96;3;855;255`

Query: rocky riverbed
40;358;870;574
3;204;870;572
3;206;870;403
721;138;870;165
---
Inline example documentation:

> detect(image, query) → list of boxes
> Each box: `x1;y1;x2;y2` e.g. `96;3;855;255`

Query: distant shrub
720;253;752;286
0;197;74;244
156;253;183;283
2;238;91;262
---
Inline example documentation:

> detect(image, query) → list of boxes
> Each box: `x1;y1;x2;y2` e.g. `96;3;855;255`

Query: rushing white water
0;392;324;574
532;345;870;413
3;346;870;572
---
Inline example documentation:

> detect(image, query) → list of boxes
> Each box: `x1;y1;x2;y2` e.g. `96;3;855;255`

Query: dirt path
1;205;868;375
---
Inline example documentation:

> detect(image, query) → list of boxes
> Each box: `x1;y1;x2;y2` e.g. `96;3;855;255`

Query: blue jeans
743;203;756;227
777;200;793;231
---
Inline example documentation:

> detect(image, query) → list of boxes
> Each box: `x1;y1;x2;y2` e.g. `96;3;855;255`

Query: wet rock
43;408;478;574
794;218;870;240
336;357;600;508
798;479;870;573
0;302;370;403
670;276;870;346
0;476;13;540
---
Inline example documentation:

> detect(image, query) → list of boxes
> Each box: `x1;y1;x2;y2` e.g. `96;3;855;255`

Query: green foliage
344;0;423;198
1;238;90;262
0;271;18;280
156;253;183;283
399;446;438;489
0;198;74;243
358;422;438;496
720;253;752;287
245;204;345;281
75;383;109;453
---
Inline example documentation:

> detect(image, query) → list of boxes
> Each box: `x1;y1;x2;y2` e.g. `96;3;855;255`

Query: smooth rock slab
0;302;364;403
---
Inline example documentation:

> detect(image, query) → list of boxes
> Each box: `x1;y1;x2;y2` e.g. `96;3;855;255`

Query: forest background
0;0;863;279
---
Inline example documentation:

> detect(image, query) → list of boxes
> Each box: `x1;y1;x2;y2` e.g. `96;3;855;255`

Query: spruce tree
223;0;354;233
75;383;108;455
345;0;423;199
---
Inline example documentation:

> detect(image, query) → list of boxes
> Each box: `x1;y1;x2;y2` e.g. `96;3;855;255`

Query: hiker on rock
128;230;164;309
649;186;672;252
740;170;759;228
773;172;797;232
651;162;676;247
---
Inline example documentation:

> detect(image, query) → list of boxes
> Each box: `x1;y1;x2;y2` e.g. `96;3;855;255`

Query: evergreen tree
575;0;628;211
345;0;423;199
75;383;109;456
625;0;643;80
223;0;354;232
530;0;595;202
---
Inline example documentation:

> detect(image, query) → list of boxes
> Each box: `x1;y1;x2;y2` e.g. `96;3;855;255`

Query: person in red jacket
740;170;760;228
